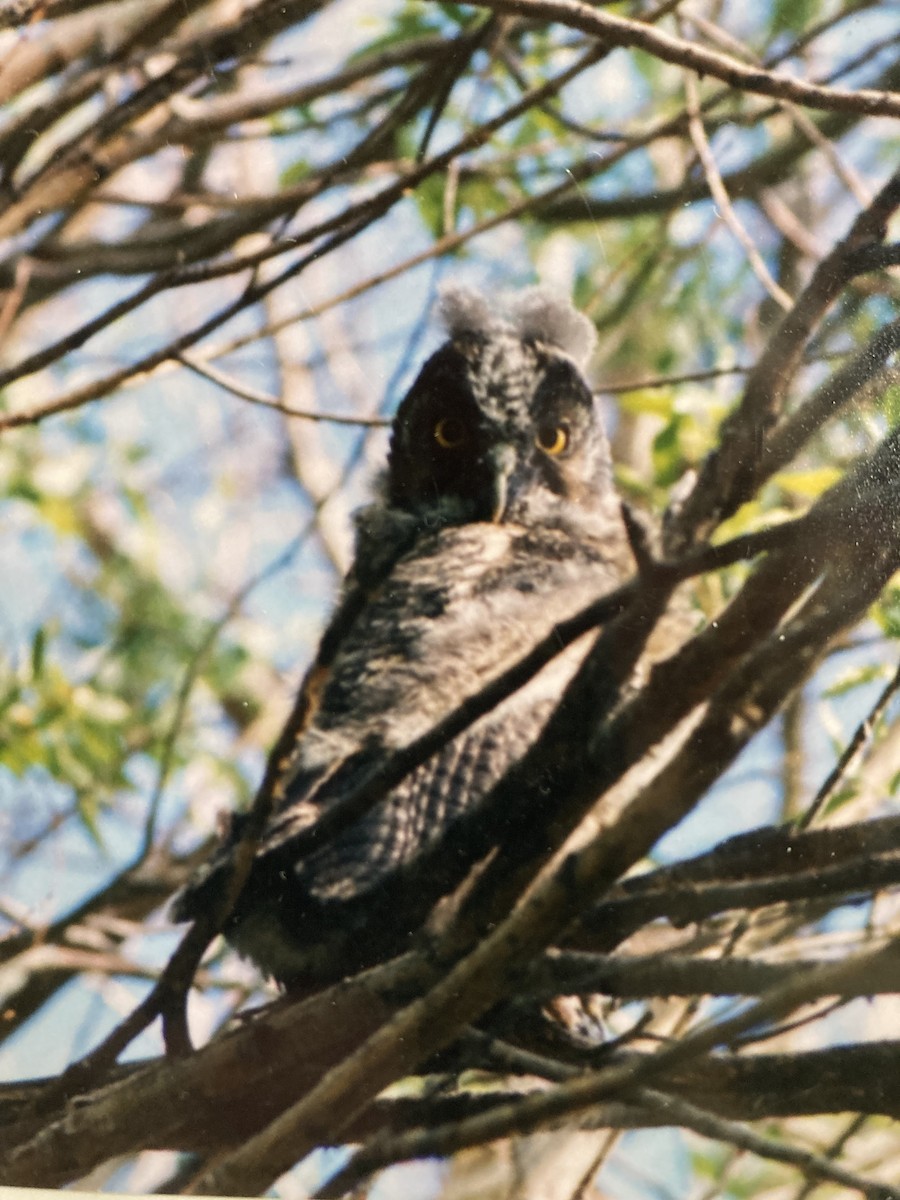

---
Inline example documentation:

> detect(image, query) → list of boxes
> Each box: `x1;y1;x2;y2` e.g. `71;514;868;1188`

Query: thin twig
683;64;793;312
797;660;900;830
176;353;389;427
630;1088;898;1200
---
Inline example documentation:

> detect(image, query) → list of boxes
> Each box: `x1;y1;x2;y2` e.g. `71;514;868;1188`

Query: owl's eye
535;423;569;456
434;416;467;449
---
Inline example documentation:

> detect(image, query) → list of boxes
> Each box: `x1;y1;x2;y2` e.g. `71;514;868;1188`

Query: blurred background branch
2;1;900;1196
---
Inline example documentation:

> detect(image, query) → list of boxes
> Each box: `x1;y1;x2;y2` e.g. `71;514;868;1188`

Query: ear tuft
436;283;496;339
437;282;596;366
508;286;597;366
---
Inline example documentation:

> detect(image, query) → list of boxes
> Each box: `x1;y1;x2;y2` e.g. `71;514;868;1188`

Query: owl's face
387;329;612;534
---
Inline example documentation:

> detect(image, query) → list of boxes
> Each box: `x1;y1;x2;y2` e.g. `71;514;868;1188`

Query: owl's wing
171;509;430;925
222;676;566;983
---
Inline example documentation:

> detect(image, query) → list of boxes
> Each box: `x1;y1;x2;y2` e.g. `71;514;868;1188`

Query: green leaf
821;782;859;818
771;0;816;34
771;466;843;499
880;382;900;428
75;790;105;849
30;627;47;680
280;158;311;188
617;388;674;419
822;663;889;699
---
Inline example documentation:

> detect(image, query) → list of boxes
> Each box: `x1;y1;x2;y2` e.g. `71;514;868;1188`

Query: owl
174;285;633;985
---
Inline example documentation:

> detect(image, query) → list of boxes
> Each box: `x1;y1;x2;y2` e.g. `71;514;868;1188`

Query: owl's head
386;285;615;538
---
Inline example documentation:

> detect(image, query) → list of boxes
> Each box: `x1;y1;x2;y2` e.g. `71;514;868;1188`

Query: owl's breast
299;522;625;772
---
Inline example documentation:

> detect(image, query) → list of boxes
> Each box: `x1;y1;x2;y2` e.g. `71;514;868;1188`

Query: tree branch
474;0;900;118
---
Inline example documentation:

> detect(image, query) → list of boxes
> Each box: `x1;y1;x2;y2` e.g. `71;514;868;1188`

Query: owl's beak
489;445;518;523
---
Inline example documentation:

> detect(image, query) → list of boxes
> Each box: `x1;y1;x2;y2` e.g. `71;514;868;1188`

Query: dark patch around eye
387;344;489;511
434;416;467;448
529;359;594;475
531;358;594;417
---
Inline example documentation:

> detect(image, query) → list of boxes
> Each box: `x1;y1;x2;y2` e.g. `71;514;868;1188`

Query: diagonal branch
666;169;900;550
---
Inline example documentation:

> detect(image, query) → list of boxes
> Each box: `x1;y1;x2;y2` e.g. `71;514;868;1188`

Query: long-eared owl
174;286;633;984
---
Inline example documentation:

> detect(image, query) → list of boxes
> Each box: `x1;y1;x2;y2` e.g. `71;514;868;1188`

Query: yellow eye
434;416;466;449
535;424;569;456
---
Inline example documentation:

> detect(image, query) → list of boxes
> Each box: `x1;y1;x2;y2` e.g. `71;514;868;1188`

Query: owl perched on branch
174;286;633;985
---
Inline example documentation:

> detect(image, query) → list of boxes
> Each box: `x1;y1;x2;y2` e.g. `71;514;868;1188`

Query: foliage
2;0;900;1196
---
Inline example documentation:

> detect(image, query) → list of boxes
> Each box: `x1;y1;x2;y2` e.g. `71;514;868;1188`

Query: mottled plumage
174;285;632;984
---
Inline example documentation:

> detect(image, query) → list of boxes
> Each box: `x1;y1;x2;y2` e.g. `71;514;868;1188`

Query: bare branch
176;353;389;427
682;65;793;312
474;0;900;118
